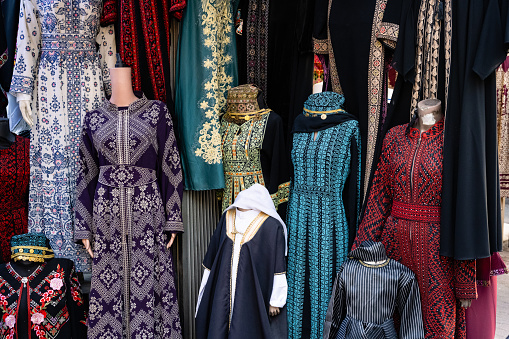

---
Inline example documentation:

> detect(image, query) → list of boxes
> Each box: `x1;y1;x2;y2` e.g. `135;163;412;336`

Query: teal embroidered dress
287;92;361;339
175;0;240;190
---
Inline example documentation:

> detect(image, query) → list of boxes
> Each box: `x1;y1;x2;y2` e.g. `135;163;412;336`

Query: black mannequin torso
0;118;16;150
10;260;43;339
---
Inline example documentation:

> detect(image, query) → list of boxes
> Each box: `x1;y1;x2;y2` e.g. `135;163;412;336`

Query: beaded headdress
224;84;269;123
226;84;261;113
303;92;346;120
10;233;55;263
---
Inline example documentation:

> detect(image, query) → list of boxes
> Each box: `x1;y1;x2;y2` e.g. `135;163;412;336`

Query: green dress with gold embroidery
175;0;240;190
220;110;290;211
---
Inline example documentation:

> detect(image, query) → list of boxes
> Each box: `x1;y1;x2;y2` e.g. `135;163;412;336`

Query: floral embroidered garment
9;0;116;272
353;119;477;338
0;259;87;339
0;136;30;264
287;93;361;339
74;96;183;338
175;0;239;190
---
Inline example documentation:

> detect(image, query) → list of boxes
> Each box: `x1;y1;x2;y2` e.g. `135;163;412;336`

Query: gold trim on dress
227;209;269;329
303;107;346;115
358;259;390;268
11;246;54;252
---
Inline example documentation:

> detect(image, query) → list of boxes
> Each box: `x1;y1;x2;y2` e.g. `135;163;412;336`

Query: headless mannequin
411;99;472;309
108;67;139;107
0;118;16;150
80;59;176;256
414;98;443;133
10;259;44;339
236;207;281;317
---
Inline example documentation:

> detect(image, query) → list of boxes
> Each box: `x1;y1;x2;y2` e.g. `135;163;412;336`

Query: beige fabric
497;63;509;197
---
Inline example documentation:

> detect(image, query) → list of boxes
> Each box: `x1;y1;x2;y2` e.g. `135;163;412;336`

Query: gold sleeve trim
313;37;329;54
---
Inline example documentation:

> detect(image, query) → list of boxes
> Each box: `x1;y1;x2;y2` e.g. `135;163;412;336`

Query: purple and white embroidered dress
9;0;116;272
75;96;183;338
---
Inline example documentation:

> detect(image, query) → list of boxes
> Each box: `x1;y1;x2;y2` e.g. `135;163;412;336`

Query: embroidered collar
103;92;148;113
406;114;444;139
6;262;47;283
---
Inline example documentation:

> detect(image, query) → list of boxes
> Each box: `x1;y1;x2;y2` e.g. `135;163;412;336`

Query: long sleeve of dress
95;24;116;96
454;259;478;300
270;224;288;308
322;267;345;339
66;262;88;339
9;0;40;97
343;129;362;249
376;0;408;50
261;113;290;208
353;129;396;249
157;103;184;233
74;115;99;241
396;271;425;339
312;0;329;54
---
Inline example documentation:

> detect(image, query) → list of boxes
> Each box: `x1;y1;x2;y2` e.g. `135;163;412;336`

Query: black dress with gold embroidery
0;259;87;338
313;0;409;199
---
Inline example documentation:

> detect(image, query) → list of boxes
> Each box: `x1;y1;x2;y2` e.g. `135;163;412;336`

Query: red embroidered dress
100;0;186;104
354;120;477;338
0;136;29;263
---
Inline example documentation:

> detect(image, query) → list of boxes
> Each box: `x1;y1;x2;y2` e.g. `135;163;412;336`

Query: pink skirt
465;253;508;339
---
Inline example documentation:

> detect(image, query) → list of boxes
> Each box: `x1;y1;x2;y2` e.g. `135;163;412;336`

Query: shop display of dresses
100;0;186;104
74;95;184;338
323;241;424;339
0;134;30;264
387;0;508;260
9;0;116;272
175;0;239;190
0;233;87;338
220;84;290;211
353;118;477;338
195;184;287;339
287;92;361;339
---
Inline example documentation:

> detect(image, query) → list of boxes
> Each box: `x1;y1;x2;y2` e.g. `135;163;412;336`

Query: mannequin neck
0;118;15;149
109;67;139;107
414;98;443;133
11;259;42;276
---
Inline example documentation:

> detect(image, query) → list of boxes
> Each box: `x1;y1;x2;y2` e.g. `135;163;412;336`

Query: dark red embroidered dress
0;136;29;263
101;0;186;104
354;119;477;338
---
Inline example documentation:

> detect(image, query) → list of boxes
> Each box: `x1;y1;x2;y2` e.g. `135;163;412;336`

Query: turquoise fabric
175;0;239;190
287;92;361;339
